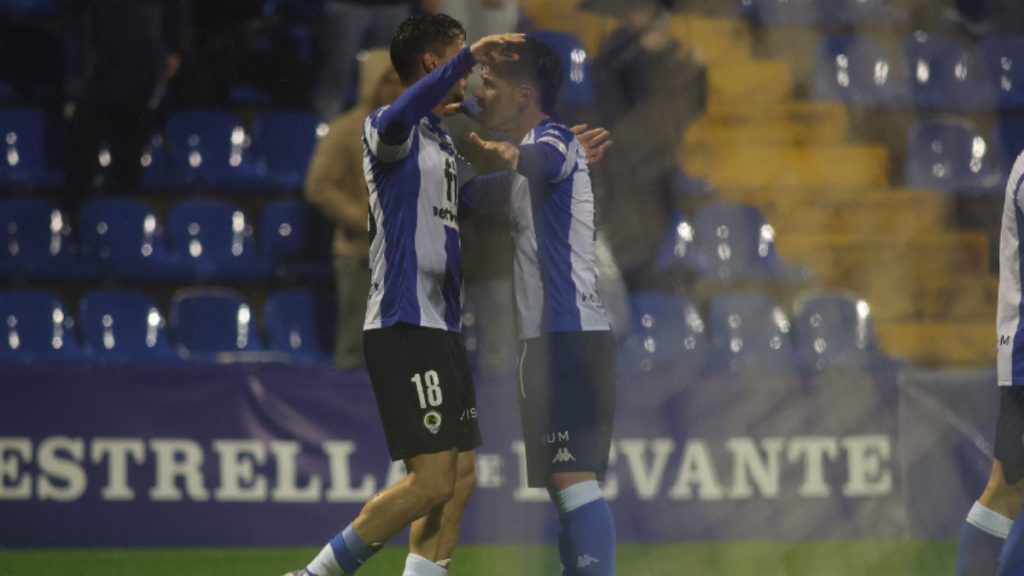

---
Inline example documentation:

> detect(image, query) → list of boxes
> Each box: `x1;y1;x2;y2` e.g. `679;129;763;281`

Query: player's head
390;13;467;88
474;36;563;132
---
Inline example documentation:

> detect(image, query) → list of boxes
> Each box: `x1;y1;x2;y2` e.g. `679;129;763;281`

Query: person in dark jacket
64;0;191;201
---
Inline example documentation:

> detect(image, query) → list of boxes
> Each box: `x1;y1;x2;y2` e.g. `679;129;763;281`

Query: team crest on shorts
424;411;442;435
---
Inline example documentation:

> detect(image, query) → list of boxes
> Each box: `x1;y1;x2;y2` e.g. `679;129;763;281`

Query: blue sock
958;501;1012;576
554;481;617;576
557;529;575;576
307;524;377;576
997;516;1024;576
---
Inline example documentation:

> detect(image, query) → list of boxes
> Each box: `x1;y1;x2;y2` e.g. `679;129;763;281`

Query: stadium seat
739;0;820;25
140;133;185;192
0;0;59;16
619;291;707;378
165;109;264;190
995;119;1024;170
78;290;177;364
169;288;265;361
820;0;906;26
251;111;322;190
528;30;594;118
691;202;805;282
78;198;187;281
0;197;99;281
0;108;63;189
264;289;328;364
791;290;883;371
706;291;796;373
979;36;1024;110
654;210;702;277
905;120;1003;193
813;36;908;107
0;290;84;364
166;199;273;281
904;32;995;111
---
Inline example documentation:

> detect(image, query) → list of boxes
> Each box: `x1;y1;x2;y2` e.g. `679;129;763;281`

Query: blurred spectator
312;0;413;120
435;0;523;41
592;0;706;292
64;0;191;202
305;49;401;369
175;1;312;109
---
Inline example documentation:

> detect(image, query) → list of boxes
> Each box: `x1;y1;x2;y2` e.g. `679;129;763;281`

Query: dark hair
489;36;564;115
390;13;467;86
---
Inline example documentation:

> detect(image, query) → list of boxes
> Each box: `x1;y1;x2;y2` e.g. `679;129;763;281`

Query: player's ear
422;52;439;74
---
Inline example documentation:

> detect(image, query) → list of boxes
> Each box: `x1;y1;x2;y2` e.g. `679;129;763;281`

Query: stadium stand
78;289;177;364
0;289;83;364
263;288;328;364
166;199;274;281
169;287;265;361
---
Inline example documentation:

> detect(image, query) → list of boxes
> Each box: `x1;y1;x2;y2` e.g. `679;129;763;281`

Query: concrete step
685;145;890;189
876;321;995;368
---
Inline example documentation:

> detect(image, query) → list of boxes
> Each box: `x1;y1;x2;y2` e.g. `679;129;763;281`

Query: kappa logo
576;555;600;569
423;411;442;435
552;447;576;464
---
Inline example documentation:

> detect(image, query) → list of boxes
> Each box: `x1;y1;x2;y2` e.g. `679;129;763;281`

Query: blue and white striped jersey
509;119;611;339
362;48;476;333
997;151;1024;386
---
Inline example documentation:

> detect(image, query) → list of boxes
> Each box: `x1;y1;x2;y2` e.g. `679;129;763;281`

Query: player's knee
408;470;456;510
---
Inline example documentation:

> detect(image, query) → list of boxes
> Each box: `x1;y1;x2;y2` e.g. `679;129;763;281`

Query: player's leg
302;449;459;576
404;332;482;575
520;332;618;576
407;449;477;574
958;461;1019;576
965;386;1024;576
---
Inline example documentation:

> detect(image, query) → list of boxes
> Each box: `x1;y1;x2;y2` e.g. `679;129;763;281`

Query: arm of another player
378;33;525;145
570;124;613;166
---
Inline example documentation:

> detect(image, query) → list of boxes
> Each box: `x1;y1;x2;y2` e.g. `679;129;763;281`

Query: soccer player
466;37;618;575
282;15;523;576
956;150;1024;576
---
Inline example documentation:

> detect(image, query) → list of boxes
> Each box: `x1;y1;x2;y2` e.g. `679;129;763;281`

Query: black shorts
995;386;1024;485
364;324;481;462
518;330;616;488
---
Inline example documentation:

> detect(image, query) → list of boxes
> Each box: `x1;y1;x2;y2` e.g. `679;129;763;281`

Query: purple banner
0;363;969;547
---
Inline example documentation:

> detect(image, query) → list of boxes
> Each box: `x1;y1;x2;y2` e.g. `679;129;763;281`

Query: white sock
436;558;451;570
307;543;344;576
967;501;1014;538
553;480;602;516
402;553;447;576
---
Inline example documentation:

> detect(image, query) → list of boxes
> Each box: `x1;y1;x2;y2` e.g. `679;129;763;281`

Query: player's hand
571;124;613;166
470;33;526;65
470;132;520;171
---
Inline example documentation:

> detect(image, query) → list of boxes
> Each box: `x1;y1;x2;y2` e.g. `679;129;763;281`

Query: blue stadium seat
78;198;187;281
141;133;185;192
0;198;99;280
0;108;63;189
79;290;177;364
905;120;1003;193
707;291;796;373
251;111;321;190
0;0;59;16
654;210;702;276
995;119;1024;170
0;290;84;364
813;36;907;107
264;289;328;364
165;109;265;190
691;202;804;282
820;0;905;26
167;199;273;281
528;31;594;118
904;32;995;111
740;0;820;25
619;292;707;378
979;36;1024;110
792;290;883;371
169;288;265;361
